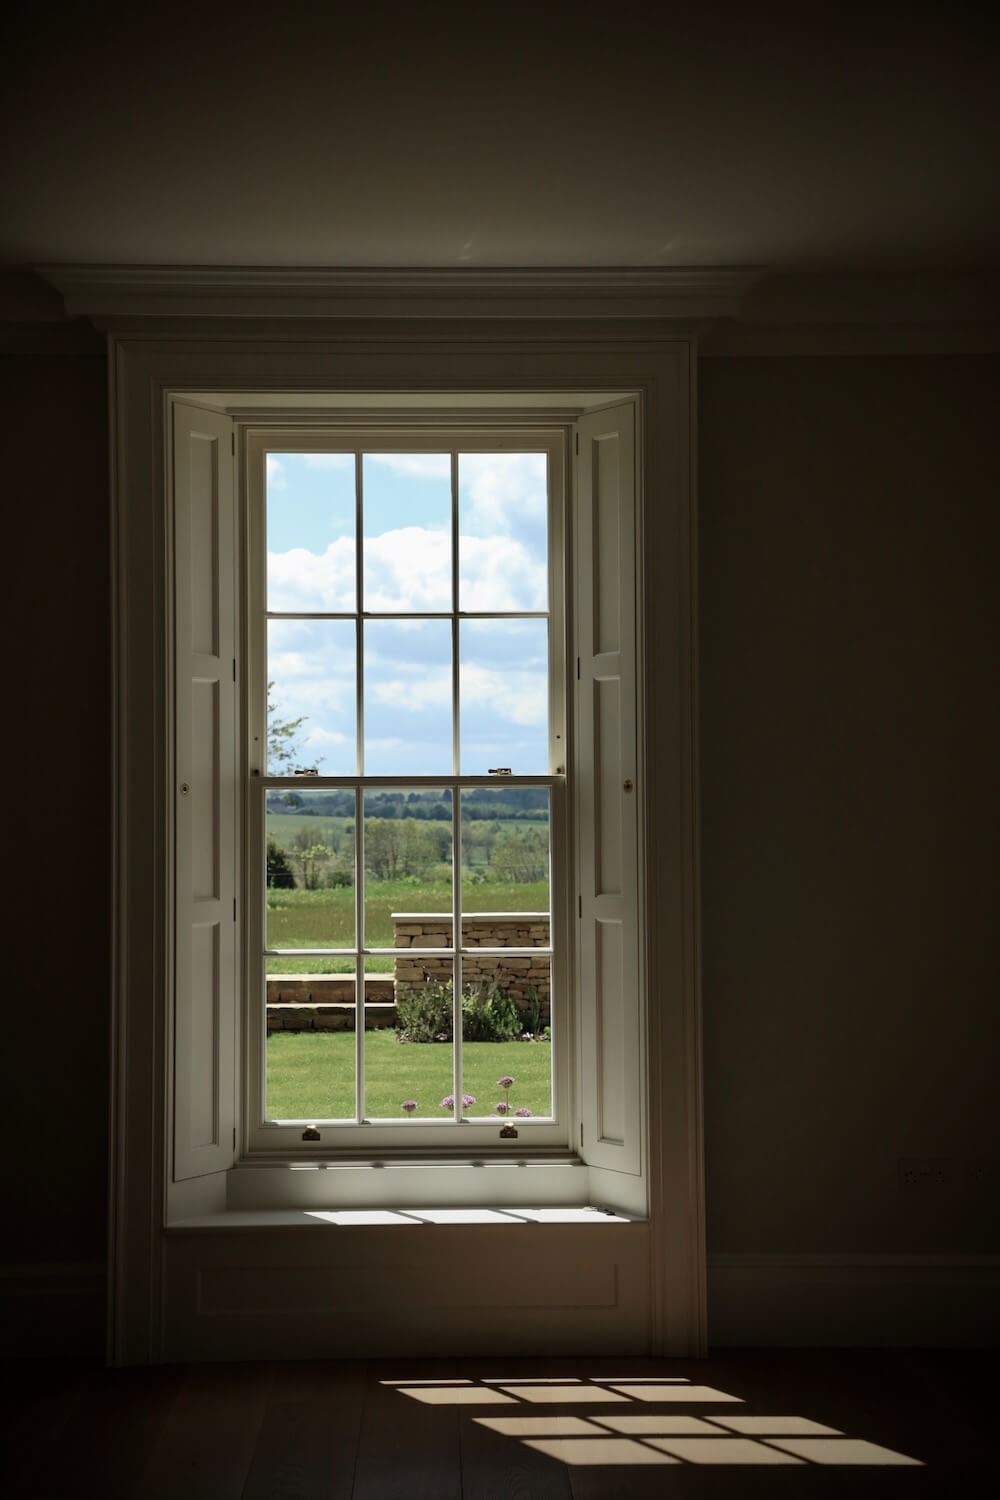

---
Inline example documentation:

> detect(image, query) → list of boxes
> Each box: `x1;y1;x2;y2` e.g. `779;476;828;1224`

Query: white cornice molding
37;264;761;322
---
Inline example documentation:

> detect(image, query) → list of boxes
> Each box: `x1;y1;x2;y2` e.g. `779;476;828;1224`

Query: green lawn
266;1028;551;1120
266;878;549;973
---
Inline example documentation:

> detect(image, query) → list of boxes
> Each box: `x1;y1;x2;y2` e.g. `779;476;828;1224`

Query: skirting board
0;1262;106;1358
708;1254;1000;1348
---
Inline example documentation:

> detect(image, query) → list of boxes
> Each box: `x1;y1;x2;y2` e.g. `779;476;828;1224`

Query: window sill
166;1154;648;1223
166;1205;644;1230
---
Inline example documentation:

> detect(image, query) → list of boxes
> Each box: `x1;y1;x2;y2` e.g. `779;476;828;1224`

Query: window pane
371;961;456;1120
364;619;453;773
460;1033;552;1121
460;787;552;1118
265;787;356;953
460;786;551;915
459;452;548;612
267;452;356;612
460;618;549;773
362;453;451;612
363;788;453;950
266;963;358;1122
267;618;356;775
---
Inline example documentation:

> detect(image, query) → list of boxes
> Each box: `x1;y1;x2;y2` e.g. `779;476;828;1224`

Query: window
244;430;569;1149
171;396;644;1199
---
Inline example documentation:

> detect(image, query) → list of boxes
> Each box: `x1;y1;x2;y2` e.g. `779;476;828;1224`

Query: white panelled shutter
575;403;642;1180
172;403;238;1181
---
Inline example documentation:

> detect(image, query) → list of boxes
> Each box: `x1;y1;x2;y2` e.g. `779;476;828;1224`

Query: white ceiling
0;2;996;273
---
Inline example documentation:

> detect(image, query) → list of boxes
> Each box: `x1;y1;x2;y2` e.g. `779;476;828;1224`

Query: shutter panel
173;403;237;1181
575;403;641;1177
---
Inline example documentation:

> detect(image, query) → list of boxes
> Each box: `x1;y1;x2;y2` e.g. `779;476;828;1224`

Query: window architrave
107;325;704;1365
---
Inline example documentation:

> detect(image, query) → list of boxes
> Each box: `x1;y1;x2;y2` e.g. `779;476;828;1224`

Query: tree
364;817;436;880
287;826;332;889
267;681;310;771
266;836;295;889
488;827;549;883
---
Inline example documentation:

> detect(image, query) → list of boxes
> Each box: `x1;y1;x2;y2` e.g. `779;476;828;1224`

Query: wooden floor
1;1349;995;1498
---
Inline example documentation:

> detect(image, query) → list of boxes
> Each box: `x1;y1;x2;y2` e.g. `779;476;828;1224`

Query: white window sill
167;1154;648;1224
166;1205;644;1230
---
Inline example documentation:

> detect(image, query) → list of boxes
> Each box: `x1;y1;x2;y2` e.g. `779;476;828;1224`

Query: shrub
461;978;522;1043
396;974;523;1044
396;976;454;1043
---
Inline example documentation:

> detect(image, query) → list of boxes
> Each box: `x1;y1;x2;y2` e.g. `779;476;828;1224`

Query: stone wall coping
390;911;549;921
266;972;389;981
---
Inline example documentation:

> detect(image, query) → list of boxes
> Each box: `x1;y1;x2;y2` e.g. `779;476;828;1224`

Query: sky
265;451;551;776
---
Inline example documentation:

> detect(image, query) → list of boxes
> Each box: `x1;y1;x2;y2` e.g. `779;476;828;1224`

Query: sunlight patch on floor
715;1415;842;1436
499;1384;628;1403
388;1375;925;1466
764;1438;924;1465
598;1415;725;1435
525;1437;680;1465
608;1383;743;1402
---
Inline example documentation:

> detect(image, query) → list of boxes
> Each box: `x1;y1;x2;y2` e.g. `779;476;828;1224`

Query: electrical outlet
898;1157;953;1189
966;1159;1000;1190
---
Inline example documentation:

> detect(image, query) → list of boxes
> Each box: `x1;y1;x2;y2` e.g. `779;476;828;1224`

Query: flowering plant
440;1093;477;1112
493;1075;532;1118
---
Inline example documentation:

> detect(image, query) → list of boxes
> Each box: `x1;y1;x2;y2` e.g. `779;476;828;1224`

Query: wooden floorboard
132;1361;270;1500
0;1350;995;1498
242;1361;364;1500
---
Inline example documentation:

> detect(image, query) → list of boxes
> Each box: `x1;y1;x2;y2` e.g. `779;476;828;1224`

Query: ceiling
0;2;996;275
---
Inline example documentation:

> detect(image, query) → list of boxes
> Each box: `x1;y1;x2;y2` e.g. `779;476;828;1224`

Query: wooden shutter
575;403;642;1181
172;403;237;1181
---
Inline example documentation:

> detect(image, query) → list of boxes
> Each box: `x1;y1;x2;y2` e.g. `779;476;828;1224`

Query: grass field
266;878;549;973
266;1028;552;1120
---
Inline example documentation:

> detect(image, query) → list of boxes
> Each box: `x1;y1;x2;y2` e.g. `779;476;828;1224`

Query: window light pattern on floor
384;1377;924;1466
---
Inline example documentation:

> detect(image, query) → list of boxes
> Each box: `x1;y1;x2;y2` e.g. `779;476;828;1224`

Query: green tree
266;835;295;889
288;826;332;889
364;817;436;879
488;827;549;883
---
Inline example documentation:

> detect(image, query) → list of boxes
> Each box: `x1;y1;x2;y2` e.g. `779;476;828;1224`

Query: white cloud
369;668;452;714
459;534;546;610
268;539;356;612
459;452;546;536
363;527;451;611
266;455;287;491
367;453;451;478
269;523;544;614
303;453;354;470
306;726;350;746
461;662;547;726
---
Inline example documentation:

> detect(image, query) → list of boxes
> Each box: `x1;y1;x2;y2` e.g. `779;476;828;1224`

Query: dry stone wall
392;912;551;1022
265;915;551;1031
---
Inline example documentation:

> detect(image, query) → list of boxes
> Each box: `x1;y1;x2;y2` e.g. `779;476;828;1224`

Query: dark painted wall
4;333;996;1353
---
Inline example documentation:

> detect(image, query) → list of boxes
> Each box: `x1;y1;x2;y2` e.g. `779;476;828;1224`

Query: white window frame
243;424;571;1152
104;321;704;1365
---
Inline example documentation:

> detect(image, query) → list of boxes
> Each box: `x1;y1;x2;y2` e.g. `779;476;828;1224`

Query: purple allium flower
461;1093;477;1108
440;1094;455;1111
401;1100;418;1114
495;1101;511;1115
496;1075;515;1090
514;1107;533;1117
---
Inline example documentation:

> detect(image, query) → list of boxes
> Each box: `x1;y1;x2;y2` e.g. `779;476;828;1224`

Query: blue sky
265;452;550;775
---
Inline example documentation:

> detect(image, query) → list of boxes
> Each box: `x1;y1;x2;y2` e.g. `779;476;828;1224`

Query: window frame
242;423;572;1152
